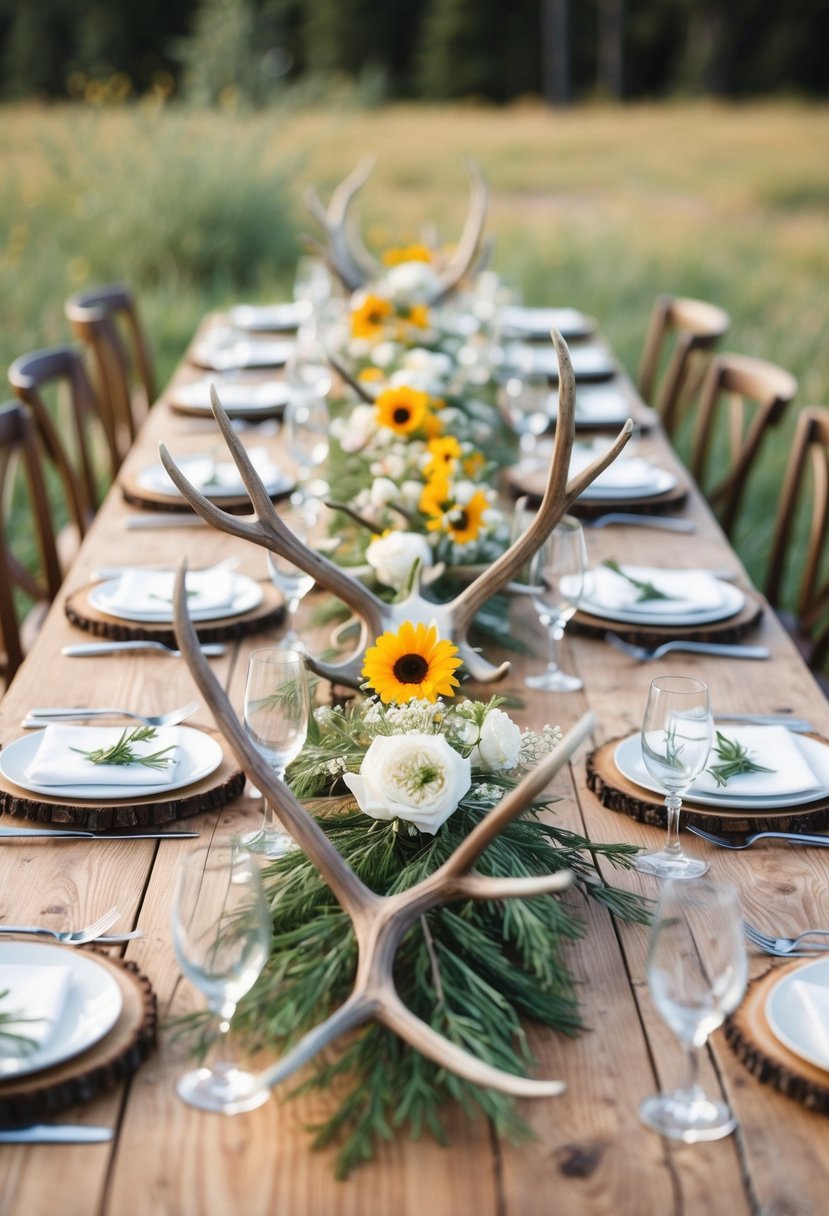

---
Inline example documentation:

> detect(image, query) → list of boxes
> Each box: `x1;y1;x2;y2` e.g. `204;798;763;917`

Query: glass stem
546;616;565;673
677;1041;705;1103
209;1002;237;1071
664;793;683;855
262;766;286;833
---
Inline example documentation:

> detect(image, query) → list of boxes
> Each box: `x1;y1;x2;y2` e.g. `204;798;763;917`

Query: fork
23;699;200;729
687;825;829;850
0;906;126;946
742;920;829;956
604;632;770;662
582;513;696;533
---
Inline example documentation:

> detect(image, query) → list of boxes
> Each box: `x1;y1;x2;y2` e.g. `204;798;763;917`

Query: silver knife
0;827;199;840
715;713;815;732
59;642;226;657
0;1124;113;1144
123;514;209;529
583;513;696;533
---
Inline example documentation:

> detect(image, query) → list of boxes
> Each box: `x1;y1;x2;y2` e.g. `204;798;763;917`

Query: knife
715;714;815;732
0;826;199;840
123;514;209;529
0;1124;113;1144
583;513;696;534
59;642;227;657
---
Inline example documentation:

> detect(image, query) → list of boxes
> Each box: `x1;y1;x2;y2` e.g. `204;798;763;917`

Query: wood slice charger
725;961;829;1115
586;733;829;834
572;588;763;646
120;466;293;516
503;463;689;519
0;949;156;1127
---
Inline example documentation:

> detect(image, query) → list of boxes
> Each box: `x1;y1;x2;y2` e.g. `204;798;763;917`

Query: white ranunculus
366;531;433;589
371;340;400;368
337;403;377;452
470;708;522;772
343;733;470;834
385;261;439;304
369;477;400;508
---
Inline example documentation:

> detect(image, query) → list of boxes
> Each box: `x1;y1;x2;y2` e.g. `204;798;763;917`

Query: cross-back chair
65;282;156;459
0;401;75;687
637;294;731;436
765;406;829;682
9;344;114;525
688;352;797;537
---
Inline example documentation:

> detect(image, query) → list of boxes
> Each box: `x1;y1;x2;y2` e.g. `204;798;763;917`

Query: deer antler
172;557;596;1098
430;162;489;304
304;155;380;291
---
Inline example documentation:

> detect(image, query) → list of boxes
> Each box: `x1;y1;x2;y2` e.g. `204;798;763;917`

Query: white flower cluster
519;724;564;766
360;697;445;737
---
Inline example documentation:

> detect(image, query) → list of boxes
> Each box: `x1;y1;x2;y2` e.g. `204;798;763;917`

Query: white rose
384;261;439;304
343;733;470;834
388;367;438;394
371;340;400;368
366;531;433;589
400;478;425;510
338;403;377;452
369;477;400;508
470;708;522;772
402;348;452;380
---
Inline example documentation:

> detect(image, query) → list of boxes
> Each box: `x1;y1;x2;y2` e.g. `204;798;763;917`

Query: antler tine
450;329;576;636
326;346;378;404
171;561;376;916
310;156;380;290
455;640;510;684
328;154;377;226
563;418;634;505
430;163;488;303
158;444;264;545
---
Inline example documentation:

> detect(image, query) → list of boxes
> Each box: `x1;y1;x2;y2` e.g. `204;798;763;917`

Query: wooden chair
765;407;829;681
9;344;115;524
65;282;156;459
688;352;797;537
637;294;730;436
0;401;74;686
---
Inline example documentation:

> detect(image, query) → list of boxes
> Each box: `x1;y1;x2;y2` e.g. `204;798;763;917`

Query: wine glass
285;318;333;400
284;389;330;515
525;515;586;692
499;374;550;464
640;877;747;1141
292;255;332;321
266;509;315;649
171;841;271;1114
242;647;309;858
636;676;714;878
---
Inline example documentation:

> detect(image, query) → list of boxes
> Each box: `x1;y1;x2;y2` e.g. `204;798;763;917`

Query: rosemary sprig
0;989;37;1053
602;558;674;602
70;725;176;770
706;730;775;787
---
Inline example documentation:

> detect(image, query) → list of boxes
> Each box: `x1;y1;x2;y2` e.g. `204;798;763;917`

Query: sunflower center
393;653;429;684
393;406;412;425
453;510;469;531
368;310;383;324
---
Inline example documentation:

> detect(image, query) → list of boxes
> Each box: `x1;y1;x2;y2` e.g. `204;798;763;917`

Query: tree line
1;0;827;104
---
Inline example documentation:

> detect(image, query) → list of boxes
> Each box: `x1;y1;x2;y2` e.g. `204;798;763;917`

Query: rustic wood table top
2;317;828;1216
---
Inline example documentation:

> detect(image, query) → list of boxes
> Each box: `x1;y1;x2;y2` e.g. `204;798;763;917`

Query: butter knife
715;714;814;732
0;827;198;840
0;1124;113;1144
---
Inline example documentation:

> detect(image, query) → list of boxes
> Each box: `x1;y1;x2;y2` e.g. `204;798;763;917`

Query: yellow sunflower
351;294;393;340
363;621;462;704
425;489;490;544
419;474;451;518
462;450;486;478
423;435;461;480
357;367;385;384
382;242;433;267
375;385;430;435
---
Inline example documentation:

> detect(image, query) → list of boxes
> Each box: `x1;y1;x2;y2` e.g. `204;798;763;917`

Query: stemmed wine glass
292;255;332;322
266;509;315;649
284;390;330;516
171;841;271;1114
526;515;587;692
641;877;747;1141
242;647;309;858
636;675;714;878
499;374;550;464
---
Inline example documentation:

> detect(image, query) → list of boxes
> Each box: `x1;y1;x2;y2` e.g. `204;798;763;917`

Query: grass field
2;99;828;590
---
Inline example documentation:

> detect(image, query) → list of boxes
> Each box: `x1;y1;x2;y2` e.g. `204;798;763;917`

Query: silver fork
742;920;829;956
22;699;200;729
687;825;829;850
582;513;696;533
604;632;770;662
0;906;126;945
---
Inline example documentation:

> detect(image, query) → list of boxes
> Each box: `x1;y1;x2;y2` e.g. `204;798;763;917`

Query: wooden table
2;321;828;1216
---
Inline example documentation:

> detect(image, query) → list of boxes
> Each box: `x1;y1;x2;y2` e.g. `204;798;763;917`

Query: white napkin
690;725;821;798
26;724;181;787
100;567;238;615
505;342;614;380
141;448;281;496
787;979;829;1069
0;964;71;1057
499;306;590;338
569;444;657;491
585;564;726;616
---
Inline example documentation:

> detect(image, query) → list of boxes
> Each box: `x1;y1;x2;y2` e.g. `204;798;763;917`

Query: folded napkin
690;725;821;798
143;448;281;497
787;979;829;1070
100;567;238;615
585;564;726;616
569;444;657;492
0;964;71;1058
26;724;181;787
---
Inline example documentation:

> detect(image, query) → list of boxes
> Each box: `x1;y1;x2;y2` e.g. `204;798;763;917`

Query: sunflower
423;435;461;480
396;303;431;331
363;621;462;704
425;489;490;545
375;386;430;435
357;366;385;384
382;242;433;267
351;294;393;340
419;473;451;518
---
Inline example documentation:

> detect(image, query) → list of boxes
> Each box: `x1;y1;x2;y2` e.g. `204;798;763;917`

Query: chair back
65;282;156;455
689;352;797;537
9;344;112;525
0;401;66;685
637;295;730;436
765;406;829;675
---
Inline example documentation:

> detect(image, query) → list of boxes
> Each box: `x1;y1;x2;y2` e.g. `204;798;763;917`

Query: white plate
0;725;224;801
505;342;617;383
89;572;263;623
169;378;290;417
228;303;303;332
766;957;829;1073
191;332;294;372
499;306;594;342
136;456;293;501
0;942;123;1079
613;729;829;811
579;468;677;501
571;575;744;626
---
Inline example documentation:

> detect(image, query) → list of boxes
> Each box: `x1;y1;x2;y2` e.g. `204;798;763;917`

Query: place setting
496;304;596;343
188;326;295;373
502;337;618;383
120;445;294;514
166;376;292;421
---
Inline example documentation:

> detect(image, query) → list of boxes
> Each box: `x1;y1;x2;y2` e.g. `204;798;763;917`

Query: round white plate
136;457;293;501
550;385;635;426
499;306;595;342
579;468;677;501
766;957;829;1073
228;303;302;332
0;725;224;801
191;334;294;371
613;730;829;811
572;576;744;627
169;379;290;417
506;342;617;383
89;572;263;623
0;941;123;1079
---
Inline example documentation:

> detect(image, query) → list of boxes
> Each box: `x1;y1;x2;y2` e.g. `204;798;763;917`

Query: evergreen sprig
0;989;37;1053
602;558;673;602
70;725;176;769
706;730;776;786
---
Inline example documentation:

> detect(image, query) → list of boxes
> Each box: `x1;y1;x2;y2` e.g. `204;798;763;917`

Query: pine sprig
0;989;37;1053
602;558;674;602
70;725;176;769
706;730;776;787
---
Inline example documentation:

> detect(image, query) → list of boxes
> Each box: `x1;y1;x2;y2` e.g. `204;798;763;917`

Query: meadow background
2;97;828;591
